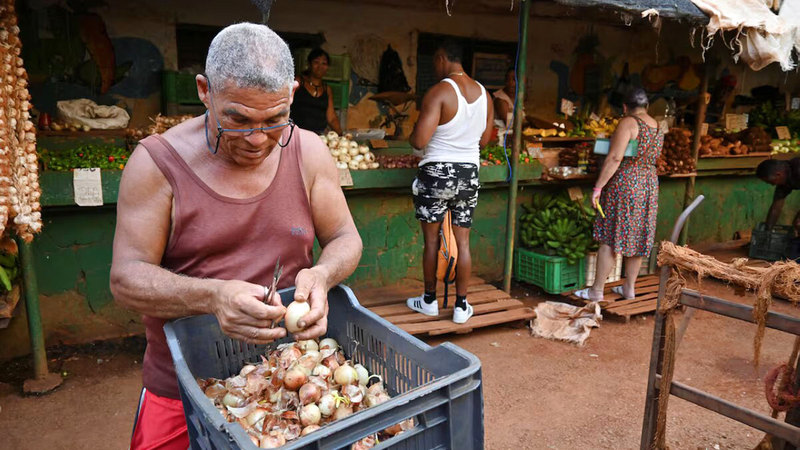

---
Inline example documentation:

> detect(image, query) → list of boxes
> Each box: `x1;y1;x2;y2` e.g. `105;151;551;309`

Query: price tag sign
776;126;792;140
526;142;543;158
567;186;584;201
700;123;709;136
338;168;353;187
725;113;748;131
560;98;575;117
792;98;800;110
73;168;103;206
589;112;601;122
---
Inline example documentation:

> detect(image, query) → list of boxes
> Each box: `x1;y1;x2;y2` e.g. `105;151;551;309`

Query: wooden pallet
354;277;536;337
562;275;661;322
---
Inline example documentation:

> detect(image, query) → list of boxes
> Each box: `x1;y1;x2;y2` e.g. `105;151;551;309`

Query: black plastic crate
164;285;483;450
749;223;794;261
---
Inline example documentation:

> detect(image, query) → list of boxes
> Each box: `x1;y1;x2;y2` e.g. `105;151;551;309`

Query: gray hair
205;23;294;93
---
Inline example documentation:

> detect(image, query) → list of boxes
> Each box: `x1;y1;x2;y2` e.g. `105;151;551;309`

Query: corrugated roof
552;0;708;24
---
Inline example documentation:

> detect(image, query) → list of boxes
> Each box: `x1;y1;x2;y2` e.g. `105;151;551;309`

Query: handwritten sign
776;126;792;140
699;123;709;137
725;113;748;131
526;142;543;158
792;98;800;110
590;112;601;122
560;99;575;117
338;168;353;187
73;168;103;206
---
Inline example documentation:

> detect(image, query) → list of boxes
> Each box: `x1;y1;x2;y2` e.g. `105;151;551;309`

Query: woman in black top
291;48;343;135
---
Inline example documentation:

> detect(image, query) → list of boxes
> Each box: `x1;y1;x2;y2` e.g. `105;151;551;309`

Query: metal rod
669;195;705;243
680;290;800;335
502;0;530;293
679;65;711;245
16;236;48;380
656;376;800;445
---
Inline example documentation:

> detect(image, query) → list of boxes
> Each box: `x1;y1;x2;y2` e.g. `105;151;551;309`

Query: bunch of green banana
519;190;599;264
0;252;18;291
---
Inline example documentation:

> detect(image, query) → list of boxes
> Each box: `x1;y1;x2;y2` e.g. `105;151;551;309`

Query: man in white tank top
405;40;494;324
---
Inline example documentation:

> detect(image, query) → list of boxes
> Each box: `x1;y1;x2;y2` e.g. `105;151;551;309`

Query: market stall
4;0;800;362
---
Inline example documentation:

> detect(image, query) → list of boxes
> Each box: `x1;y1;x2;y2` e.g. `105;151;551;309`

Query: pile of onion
374;154;420;169
0;1;41;242
319;132;380;171
198;337;414;449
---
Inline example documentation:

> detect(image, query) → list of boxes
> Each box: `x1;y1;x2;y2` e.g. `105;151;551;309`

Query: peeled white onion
354;364;369;386
297;340;319;353
334;365;358;385
285;301;311;333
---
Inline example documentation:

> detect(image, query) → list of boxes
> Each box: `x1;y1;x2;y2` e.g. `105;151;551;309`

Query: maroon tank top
138;129;315;399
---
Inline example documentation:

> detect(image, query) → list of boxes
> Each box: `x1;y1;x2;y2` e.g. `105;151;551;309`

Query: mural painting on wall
549;30;705;116
19;0;163;115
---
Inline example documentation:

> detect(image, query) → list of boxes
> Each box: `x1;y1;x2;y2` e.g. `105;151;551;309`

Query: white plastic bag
56;99;130;130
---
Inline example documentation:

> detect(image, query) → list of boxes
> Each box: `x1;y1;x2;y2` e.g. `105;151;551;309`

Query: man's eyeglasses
203;76;295;155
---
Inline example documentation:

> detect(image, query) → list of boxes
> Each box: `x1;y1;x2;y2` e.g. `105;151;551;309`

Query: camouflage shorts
412;162;480;228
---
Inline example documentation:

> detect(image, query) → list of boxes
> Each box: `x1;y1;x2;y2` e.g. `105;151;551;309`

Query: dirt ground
1;278;799;449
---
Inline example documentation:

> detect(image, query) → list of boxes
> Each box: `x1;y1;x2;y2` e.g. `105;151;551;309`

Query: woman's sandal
611;286;635;300
574;288;610;307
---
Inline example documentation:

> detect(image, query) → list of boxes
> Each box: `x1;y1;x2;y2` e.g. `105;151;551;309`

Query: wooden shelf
527;136;595;143
38;129;127;138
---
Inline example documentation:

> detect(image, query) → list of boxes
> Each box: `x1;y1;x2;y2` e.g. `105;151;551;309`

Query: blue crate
165;285;484;450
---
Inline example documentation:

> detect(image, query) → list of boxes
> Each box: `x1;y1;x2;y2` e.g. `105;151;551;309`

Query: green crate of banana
319;132;380;171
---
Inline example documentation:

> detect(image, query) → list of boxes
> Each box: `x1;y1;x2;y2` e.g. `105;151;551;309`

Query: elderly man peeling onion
110;23;362;449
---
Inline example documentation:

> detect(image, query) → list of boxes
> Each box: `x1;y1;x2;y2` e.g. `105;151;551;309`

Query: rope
652;243;800;449
653;269;686;450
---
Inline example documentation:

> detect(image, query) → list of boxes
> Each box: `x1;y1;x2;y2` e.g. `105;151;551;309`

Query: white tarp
691;0;800;71
529;301;602;346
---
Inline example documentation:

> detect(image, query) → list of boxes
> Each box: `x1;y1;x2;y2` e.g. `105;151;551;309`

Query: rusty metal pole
679;64;710;246
502;0;530;293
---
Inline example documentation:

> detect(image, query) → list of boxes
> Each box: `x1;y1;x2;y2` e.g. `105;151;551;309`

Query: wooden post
502;0;530;293
679;64;710;245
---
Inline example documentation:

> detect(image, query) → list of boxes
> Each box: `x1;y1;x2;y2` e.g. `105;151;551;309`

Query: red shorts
131;389;190;450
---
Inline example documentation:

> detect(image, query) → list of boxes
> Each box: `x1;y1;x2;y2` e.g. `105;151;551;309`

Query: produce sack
56;98;130;129
530;301;601;346
437;210;458;308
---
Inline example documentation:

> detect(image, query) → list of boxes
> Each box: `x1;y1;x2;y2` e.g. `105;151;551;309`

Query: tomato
108;156;115;162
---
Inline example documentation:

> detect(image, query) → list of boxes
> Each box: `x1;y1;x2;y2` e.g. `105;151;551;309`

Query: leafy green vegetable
39;144;131;172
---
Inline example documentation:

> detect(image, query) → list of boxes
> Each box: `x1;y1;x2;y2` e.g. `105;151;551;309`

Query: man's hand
292;267;330;340
211;280;286;344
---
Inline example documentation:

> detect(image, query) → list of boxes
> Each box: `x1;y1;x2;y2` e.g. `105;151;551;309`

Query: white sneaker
452;302;474;324
406;295;439;316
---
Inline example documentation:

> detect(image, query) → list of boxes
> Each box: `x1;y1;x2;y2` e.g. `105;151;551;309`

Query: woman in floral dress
576;88;663;303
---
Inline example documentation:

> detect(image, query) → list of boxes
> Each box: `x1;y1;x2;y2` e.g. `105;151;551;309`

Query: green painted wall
3;173;800;359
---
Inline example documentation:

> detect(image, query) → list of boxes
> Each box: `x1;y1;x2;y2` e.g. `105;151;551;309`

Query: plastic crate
294;48;351;82
162;71;203;105
164;285;483;450
749;223;793;261
514;248;585;294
